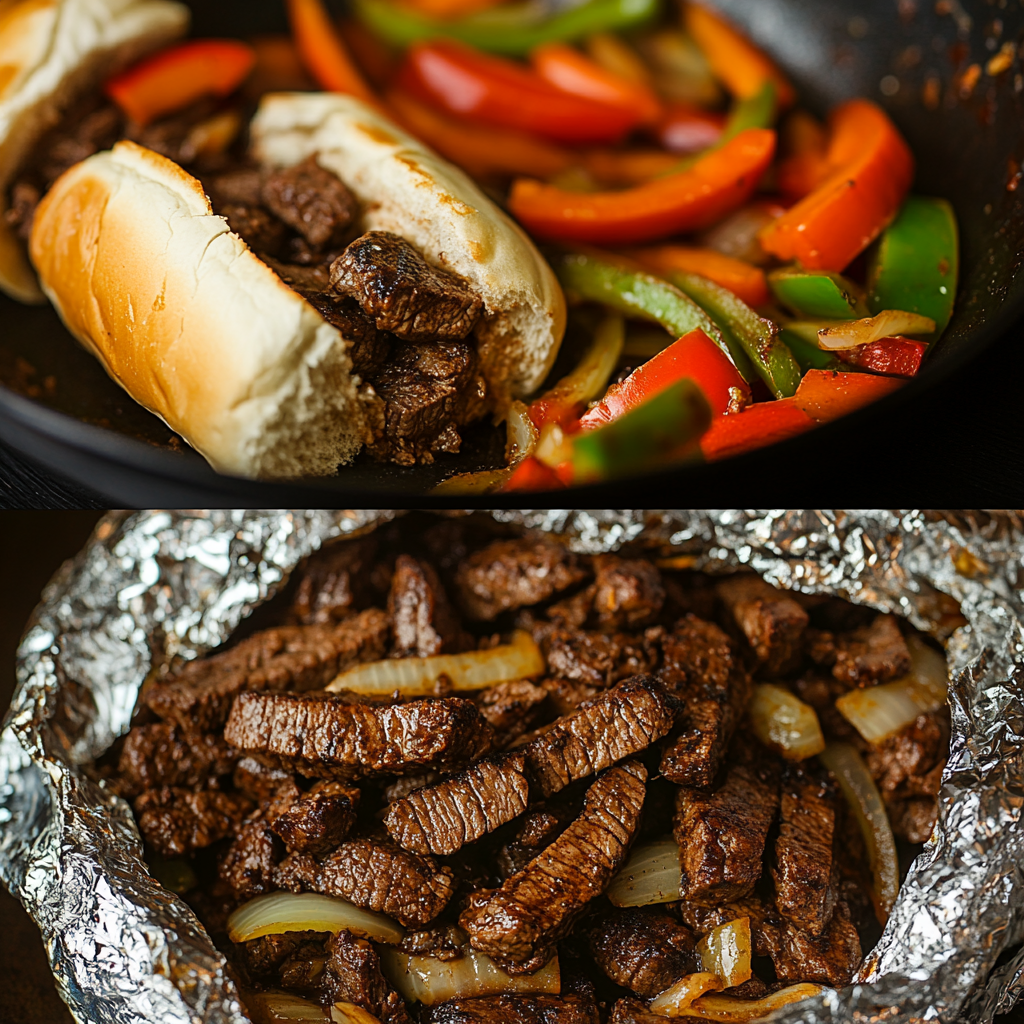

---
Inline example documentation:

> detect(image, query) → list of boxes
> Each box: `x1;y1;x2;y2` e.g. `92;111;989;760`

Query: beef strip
117;722;237;796
219;201;289;255
384;772;442;802
135;787;253;857
476;680;548;743
219;819;281;899
239;930;330;998
388;554;467;657
772;764;837;936
261;155;357;249
233;757;295;803
674;758;780;906
588;907;698;998
146;609;390;734
831;614;911;687
224;691;494;780
773;900;862;987
592;556;665;629
385;751;529;856
330;231;483;342
610;997;677;1024
427;994;600;1024
271;781;361;854
497;807;573;878
273;850;323;892
538;677;602;717
322;929;412;1024
304;293;392;377
544;629;658;688
460;761;647;968
263;257;332;294
289;537;378;626
396;924;466;960
676;895;782;959
715;575;808;676
455;538;588;621
524;676;677;797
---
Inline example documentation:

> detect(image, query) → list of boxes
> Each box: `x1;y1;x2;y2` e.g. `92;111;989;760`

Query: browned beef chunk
4;181;40;239
674;759;780;906
271;781;360;854
427;994;599;1024
135;787;253;857
676;895;782;958
303;293;392;377
263;257;331;294
204;166;263;206
544;629;657;688
525;677;677;797
539;677;602;717
716;575;808;676
289;537;379;627
261;155;357;249
460;761;647;968
117;722;237;796
239;930;330;997
224;691;494;780
610;997;675;1024
323;929;412;1024
592;556;665;629
476;680;548;742
455;538;588;621
388;554;467;657
772;765;837;936
831;614;911;687
219;202;289;256
145;609;390;735
865;711;947;842
233;757;295;803
330;231;483;342
386;752;529;856
126;97;232;166
588;907;697;998
790;672;859;742
773;900;862;987
273;851;323;892
396;924;465;960
498;807;572;878
218;819;280;899
37;97;124;185
384;772;442;802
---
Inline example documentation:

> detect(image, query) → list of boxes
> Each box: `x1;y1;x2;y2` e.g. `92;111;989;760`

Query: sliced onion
747;684;825;760
607;838;681;907
331;1003;381;1024
380;948;560;1005
227;893;405;945
816;310;936;350
535;423;574;469
650;974;724;1016
326;629;544;697
244;991;330;1024
818;743;900;921
835;633;949;743
696;917;751;989
677;983;825;1020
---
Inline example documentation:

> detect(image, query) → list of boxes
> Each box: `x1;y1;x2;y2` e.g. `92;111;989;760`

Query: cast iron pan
1;0;1022;504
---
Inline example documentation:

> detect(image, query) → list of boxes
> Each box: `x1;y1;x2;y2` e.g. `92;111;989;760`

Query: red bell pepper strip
837;337;926;377
287;0;378;104
759;100;914;272
104;40;256;127
792;369;903;423
580;327;750;423
397;40;641;144
501;456;566;491
509;127;776;245
701;399;815;462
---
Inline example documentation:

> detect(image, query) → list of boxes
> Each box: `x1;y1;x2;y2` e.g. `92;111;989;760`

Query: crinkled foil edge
0;510;1021;1024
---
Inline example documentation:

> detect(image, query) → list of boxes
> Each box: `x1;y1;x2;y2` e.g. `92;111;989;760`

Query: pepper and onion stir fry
95;0;959;488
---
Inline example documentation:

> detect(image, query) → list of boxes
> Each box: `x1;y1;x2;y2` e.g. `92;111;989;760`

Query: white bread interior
30;141;365;478
251;92;567;402
0;0;188;302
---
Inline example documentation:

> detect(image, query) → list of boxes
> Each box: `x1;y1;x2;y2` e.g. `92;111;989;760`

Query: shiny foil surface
1;510;1022;1024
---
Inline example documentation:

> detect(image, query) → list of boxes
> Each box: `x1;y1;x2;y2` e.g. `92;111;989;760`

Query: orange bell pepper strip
624;245;769;306
580;149;685;187
387;89;574;180
508;127;775;245
792;368;903;422
286;0;377;105
776;110;830;199
580;327;749;423
684;2;795;108
501;456;567;492
700;398;815;461
530;42;662;125
104;40;256;127
759;100;915;271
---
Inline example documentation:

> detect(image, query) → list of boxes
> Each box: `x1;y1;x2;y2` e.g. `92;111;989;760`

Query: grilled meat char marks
716;575;808;676
460;761;647;968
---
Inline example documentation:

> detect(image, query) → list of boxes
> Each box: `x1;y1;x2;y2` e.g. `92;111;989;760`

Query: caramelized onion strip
676;984;825;1020
748;684;825;760
606;838;682;907
227;893;405;945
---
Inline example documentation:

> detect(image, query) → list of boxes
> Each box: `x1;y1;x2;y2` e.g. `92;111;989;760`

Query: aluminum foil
1;510;1022;1024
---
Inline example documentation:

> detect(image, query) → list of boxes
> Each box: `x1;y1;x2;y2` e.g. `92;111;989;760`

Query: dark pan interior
1;0;1022;500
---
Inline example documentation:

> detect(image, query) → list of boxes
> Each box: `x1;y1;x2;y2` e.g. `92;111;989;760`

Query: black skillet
1;0;1022;505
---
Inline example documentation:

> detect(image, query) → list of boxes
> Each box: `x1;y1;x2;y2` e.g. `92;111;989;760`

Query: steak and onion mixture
106;516;951;1024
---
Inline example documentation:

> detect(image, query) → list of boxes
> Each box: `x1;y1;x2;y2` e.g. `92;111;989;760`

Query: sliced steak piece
264;256;331;294
134;787;253;857
539;677;602;717
427;993;599;1024
610;997;674;1024
384;772;442;802
145;609;390;735
219;819;281;899
715;575;808;676
223;691;494;780
385;752;530;856
592;556;665;629
676;895;782;959
772;764;837;936
497;807;573;878
330;231;483;342
460;761;647;968
544;629;657;688
831;614;911;687
304;294;392;377
388;554;467;657
262;154;357;248
219;202;288;256
204;166;263;206
274;851;323;893
524;676;677;797
289;537;379;626
588;907;697;998
272;781;361;854
117;722;237;796
233;756;295;803
773;900;862;987
674;758;780;906
323;929;412;1024
239;930;330;997
455;537;588;621
476;680;548;742
396;924;466;960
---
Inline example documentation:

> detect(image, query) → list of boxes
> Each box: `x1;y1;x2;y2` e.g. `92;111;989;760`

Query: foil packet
1;509;1022;1024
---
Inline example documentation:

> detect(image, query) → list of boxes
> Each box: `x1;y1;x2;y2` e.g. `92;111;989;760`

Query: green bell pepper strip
779;325;846;373
553;249;756;382
571;378;710;483
668;270;803;399
769;268;869;320
867;195;959;342
353;0;658;55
